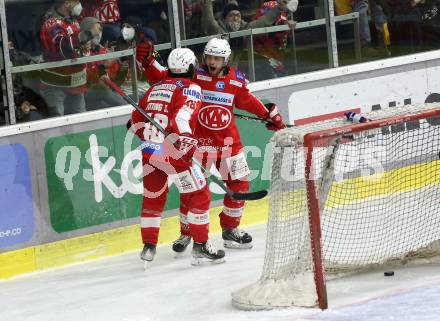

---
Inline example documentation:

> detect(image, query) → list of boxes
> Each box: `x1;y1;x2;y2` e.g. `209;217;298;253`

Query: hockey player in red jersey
130;48;225;265
137;38;286;252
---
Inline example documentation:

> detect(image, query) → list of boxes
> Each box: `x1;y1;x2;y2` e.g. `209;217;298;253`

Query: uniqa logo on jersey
198;105;232;130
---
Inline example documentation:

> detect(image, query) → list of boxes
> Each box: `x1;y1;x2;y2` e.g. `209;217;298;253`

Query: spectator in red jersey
80;17;125;110
81;0;121;46
39;0;91;116
252;0;297;79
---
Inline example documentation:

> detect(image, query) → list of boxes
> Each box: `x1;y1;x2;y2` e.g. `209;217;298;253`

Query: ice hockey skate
172;235;192;255
191;241;225;265
222;228;253;249
140;243;156;269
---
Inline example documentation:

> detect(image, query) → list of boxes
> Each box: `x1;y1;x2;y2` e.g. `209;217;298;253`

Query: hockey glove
265;103;286;131
167;133;198;167
136;39;154;64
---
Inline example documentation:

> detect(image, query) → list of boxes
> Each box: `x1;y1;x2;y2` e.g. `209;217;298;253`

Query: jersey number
143;113;168;143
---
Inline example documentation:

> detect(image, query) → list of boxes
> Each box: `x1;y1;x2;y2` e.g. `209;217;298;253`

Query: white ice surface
1;224;440;321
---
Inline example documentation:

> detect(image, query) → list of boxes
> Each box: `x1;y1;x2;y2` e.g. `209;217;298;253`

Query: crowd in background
2;0;440;125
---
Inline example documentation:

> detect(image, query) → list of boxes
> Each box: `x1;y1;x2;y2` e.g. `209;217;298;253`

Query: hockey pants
178;153;250;235
140;159;211;245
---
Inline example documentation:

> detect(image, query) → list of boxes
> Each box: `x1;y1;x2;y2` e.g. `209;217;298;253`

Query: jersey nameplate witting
148;90;173;103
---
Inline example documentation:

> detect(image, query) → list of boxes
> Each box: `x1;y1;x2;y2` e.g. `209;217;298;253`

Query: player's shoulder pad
195;65;213;82
195;65;209;75
174;79;185;88
229;66;247;88
182;83;202;101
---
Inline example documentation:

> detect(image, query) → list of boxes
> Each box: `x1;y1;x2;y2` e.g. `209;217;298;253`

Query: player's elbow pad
175;107;193;134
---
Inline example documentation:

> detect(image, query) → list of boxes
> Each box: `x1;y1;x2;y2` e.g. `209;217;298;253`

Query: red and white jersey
40;8;81;62
253;1;289;61
85;45;120;84
144;61;269;158
81;0;120;23
40;7;87;93
131;77;202;161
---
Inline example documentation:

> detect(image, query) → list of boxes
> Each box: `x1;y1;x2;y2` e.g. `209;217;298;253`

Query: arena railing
4;42;172;126
180;13;359;82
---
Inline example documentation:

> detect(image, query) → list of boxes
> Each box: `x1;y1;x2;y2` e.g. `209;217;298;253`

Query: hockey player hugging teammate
129;48;225;266
137;38;286;253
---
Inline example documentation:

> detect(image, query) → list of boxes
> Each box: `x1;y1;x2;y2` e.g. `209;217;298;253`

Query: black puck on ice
384;271;394;276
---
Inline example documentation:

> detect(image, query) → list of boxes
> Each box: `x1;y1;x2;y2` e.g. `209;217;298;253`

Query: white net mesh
232;104;440;310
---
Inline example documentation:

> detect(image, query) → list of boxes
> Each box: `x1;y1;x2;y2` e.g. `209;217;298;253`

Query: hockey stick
234;113;293;127
102;77;268;201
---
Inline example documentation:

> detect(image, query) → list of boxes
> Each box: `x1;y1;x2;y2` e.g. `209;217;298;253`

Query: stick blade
231;190;268;201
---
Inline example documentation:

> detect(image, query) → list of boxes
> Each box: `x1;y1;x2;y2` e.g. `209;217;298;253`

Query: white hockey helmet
203;38;232;65
167;48;198;74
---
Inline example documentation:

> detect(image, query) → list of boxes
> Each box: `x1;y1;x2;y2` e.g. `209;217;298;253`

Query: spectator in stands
39;0;91;116
118;0;170;43
80;17;125;110
252;0;297;79
113;16;157;89
201;0;285;35
118;16;157;47
201;0;294;71
370;1;391;55
184;0;204;38
81;0;121;47
379;0;424;55
335;0;387;57
9;42;48;122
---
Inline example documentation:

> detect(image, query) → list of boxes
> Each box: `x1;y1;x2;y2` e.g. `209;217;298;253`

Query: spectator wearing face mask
201;0;289;69
118;16;157;47
113;16;157;91
80;17;125;110
201;0;283;35
40;0;90;116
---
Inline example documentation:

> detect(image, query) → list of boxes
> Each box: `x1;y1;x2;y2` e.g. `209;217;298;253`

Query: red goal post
304;106;440;309
232;104;440;310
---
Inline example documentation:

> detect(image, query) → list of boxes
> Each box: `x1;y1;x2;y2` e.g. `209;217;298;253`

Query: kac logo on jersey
198;105;232;130
215;81;225;90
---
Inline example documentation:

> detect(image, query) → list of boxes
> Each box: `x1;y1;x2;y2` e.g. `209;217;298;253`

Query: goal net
232;104;440;310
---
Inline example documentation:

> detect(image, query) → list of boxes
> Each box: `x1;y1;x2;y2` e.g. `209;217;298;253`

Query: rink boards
2;50;440;279
0;108;272;279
